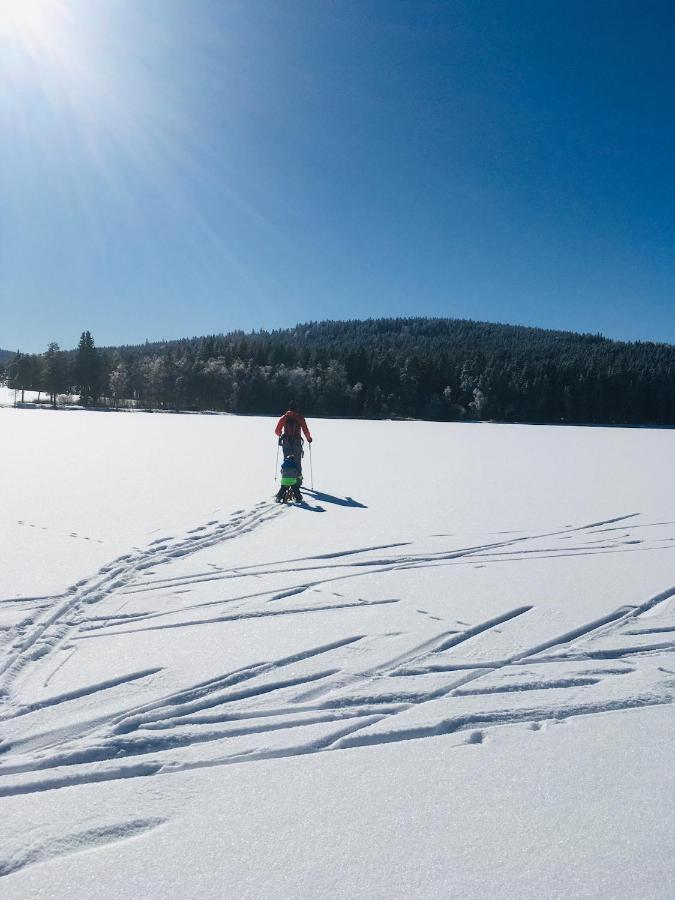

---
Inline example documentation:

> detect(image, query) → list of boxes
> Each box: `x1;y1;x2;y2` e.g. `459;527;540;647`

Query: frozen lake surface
1;407;673;898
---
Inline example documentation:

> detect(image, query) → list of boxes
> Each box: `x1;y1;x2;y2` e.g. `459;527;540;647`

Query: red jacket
275;410;312;441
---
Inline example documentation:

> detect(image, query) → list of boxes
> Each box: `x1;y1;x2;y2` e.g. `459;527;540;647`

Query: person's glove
278;436;284;446
308;437;313;444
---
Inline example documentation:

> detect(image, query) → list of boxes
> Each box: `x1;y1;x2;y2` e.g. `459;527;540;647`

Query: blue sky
1;0;674;352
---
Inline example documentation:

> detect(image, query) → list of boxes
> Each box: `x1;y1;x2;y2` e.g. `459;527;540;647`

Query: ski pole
274;443;280;481
309;442;314;490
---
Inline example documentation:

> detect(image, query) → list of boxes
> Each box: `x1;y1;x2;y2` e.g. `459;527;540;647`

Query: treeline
1;319;673;425
3;333;103;407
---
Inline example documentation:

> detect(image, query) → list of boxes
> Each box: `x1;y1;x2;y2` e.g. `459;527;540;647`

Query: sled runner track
112;517;674;600
0;637;371;766
0;636;379;781
0;515;673;797
396;587;675;678
3;635;368;743
91;511;673;638
0;502;283;698
72;598;400;639
2;578;672;797
452;676;603;695
0;692;671;798
122;542;415;593
5;668;164;720
330;695;672;751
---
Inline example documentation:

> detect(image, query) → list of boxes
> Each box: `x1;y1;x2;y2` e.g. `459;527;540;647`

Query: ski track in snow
0;502;282;692
0;507;673;801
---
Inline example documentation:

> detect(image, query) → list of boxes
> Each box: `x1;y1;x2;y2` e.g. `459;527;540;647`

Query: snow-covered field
1;406;673;898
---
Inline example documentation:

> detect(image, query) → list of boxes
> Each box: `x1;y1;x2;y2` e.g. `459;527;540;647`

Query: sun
0;0;64;47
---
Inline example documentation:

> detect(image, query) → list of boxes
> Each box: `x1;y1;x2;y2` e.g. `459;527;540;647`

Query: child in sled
275;455;303;503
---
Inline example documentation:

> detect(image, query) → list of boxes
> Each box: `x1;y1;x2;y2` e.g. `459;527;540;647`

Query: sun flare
0;0;62;43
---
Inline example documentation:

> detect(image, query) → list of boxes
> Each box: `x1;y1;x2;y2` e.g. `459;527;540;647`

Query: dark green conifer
75;331;101;405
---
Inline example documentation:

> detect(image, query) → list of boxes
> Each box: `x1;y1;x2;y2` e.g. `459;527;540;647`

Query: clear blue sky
1;0;674;352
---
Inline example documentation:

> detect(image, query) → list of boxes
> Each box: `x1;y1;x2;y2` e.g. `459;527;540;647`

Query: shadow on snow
302;489;367;509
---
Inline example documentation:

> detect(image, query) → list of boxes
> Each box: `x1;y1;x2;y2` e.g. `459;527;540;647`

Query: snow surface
1;406;673;898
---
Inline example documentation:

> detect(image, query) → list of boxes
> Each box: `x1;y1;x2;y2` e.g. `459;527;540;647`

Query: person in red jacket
275;401;312;480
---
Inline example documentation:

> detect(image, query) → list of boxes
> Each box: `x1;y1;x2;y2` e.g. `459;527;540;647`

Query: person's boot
293;484;303;503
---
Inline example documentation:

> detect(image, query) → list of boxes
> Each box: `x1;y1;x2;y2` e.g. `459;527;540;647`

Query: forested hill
0;348;13;362
3;318;674;425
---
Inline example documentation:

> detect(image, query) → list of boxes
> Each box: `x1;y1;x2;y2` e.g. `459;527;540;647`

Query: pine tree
75;331;101;405
43;343;69;407
8;350;52;404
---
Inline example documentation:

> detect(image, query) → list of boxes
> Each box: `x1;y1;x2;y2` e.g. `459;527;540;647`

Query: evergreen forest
1;319;673;426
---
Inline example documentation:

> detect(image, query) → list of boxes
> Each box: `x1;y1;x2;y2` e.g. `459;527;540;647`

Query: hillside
0;408;673;896
6;318;675;424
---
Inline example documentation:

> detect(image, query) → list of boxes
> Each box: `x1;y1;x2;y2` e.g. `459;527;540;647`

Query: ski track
0;502;283;694
0;509;673;799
